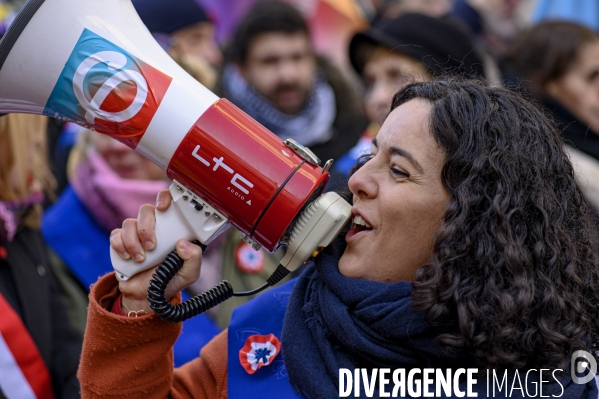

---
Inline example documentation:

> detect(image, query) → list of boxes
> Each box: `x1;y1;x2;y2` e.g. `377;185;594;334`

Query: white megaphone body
0;0;351;296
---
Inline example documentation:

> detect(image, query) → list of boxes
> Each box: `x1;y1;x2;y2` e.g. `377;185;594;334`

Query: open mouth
349;215;373;234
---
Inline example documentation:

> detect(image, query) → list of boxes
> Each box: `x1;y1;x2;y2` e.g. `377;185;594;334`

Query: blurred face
5;115;48;197
91;133;166;181
339;99;448;283
362;47;430;126
468;0;521;18
171;22;222;67
241;32;316;115
546;40;599;133
384;0;452;18
25;116;47;193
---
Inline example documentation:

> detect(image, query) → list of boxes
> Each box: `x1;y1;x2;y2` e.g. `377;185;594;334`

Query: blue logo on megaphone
44;29;171;138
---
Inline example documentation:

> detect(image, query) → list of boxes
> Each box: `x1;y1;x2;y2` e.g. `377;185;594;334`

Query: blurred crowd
1;0;599;397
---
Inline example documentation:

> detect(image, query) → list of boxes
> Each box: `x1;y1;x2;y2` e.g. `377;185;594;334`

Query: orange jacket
78;272;228;398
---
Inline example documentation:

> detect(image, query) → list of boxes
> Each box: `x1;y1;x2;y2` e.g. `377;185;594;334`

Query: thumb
177;239;202;263
164;239;202;299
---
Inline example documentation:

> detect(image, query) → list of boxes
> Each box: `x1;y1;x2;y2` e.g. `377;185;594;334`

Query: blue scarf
282;247;596;398
222;64;336;148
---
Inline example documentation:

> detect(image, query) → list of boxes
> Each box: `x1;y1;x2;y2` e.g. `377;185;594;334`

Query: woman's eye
391;167;409;178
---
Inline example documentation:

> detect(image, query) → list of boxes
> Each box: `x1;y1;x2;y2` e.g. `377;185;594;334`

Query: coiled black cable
147;242;290;323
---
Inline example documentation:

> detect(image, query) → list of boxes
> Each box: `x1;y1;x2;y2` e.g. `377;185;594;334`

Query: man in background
219;1;367;168
203;1;368;329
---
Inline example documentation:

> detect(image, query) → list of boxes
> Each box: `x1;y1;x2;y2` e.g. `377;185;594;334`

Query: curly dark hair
386;79;599;370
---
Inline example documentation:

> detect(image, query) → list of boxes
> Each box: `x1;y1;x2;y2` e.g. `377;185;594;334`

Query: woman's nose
203;41;222;67
348;158;377;200
106;139;131;152
367;82;394;124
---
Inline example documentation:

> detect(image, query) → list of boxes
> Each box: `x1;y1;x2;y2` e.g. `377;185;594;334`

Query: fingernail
156;196;164;207
122;252;131;260
145;241;155;250
135;254;145;262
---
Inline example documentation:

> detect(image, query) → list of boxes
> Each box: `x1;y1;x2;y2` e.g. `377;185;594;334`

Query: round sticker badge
234;242;265;274
239;334;281;374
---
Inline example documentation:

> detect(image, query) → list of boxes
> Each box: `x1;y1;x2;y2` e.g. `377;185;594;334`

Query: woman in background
0;113;81;398
503;20;599;214
335;12;491;177
349;12;487;129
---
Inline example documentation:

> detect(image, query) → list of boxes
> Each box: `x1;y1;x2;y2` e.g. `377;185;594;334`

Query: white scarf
222;64;336;147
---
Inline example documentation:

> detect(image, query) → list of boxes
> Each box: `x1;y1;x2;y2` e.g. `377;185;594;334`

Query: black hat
349;13;485;78
132;0;210;35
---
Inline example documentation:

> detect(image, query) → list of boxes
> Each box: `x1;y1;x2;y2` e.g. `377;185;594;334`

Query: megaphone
0;0;351;321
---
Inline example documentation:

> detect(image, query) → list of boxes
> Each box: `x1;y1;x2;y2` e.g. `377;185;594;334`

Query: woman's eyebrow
372;137;424;174
389;146;424;174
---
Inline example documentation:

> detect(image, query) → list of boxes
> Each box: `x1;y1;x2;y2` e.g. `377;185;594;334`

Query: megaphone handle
111;204;194;281
111;180;229;281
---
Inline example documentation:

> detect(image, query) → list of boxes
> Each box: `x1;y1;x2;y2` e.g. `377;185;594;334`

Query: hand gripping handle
111;181;229;281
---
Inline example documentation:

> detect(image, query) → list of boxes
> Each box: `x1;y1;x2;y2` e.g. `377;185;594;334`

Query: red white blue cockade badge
235;242;266;274
239;334;281;374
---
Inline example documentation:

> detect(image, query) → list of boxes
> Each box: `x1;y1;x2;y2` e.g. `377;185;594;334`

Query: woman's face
91;133;166;181
7;115;47;197
338;99;449;283
170;22;222;67
362;47;430;126
545;40;599;133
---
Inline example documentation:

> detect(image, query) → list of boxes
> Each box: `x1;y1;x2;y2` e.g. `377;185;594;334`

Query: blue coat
228;278;303;399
